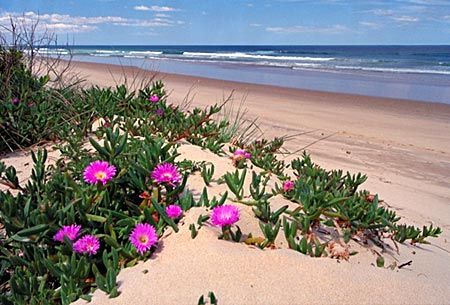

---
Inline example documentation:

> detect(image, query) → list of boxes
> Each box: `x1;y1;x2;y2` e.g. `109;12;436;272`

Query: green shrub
0;128;188;304
280;152;441;256
0;49;234;154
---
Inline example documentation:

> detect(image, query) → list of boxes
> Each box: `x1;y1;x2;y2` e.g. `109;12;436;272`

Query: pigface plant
201;163;215;186
223;169;246;201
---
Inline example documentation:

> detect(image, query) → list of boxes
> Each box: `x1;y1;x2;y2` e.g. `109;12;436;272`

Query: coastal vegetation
0;28;443;305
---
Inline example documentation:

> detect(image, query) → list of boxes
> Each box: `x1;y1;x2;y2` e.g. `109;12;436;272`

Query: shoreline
68;60;450;151
67;54;450;104
70;59;450;108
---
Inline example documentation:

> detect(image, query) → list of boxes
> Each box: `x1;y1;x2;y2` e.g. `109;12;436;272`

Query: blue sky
1;0;450;45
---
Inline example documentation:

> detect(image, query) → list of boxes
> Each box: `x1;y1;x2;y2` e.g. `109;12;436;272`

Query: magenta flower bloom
11;97;20;105
83;160;116;185
129;223;158;255
283;180;295;192
155;108;164;117
73;235;100;256
151;163;182;186
233;149;251;159
166;204;183;219
211;204;240;228
53;224;81;242
149;95;160;103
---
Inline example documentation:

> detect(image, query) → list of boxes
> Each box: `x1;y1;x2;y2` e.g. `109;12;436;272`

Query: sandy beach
70;60;450;227
69;61;450;303
3;60;449;304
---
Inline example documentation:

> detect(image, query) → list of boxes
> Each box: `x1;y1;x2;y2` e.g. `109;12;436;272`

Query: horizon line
50;44;450;47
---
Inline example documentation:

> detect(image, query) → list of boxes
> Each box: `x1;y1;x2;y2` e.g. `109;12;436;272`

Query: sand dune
68;61;450;304
69;60;450;231
3;60;449;304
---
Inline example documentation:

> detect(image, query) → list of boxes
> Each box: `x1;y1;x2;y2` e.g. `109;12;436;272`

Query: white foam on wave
94;50;122;54
36;49;69;55
124;55;145;59
91;50;162;57
181;52;335;62
129;51;163;55
154;57;292;68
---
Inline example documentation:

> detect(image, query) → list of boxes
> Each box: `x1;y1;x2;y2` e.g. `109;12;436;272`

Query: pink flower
53;224;81;242
129;223;158;255
211;204;240;227
73;235;100;255
11;97;20;105
149;95;160;103
165;204;183;219
155;108;164;117
83;160;116;185
233;149;251;159
151;163;182;186
283;180;295;192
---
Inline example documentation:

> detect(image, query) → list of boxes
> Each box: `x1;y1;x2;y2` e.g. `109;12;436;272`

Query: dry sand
2;60;450;304
69;60;450;231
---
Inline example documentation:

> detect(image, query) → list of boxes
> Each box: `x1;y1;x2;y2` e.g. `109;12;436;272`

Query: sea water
40;45;450;103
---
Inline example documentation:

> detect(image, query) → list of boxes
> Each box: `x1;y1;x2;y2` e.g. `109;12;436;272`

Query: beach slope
19;60;448;303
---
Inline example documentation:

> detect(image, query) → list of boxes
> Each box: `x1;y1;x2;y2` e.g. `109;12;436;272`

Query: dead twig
398;260;413;269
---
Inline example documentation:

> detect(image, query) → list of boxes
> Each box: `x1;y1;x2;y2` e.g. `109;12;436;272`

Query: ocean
40;45;450;104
